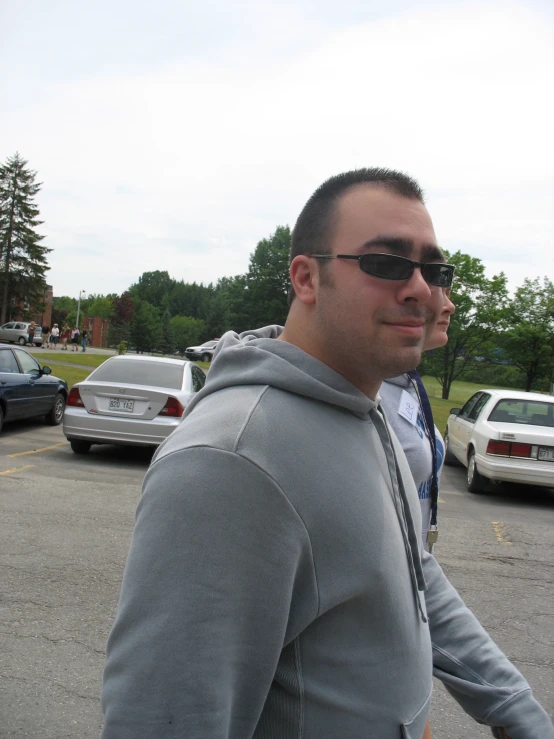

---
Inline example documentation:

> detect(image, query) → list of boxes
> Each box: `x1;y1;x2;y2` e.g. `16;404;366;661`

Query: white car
0;321;43;346
63;355;206;454
184;339;219;362
444;389;554;493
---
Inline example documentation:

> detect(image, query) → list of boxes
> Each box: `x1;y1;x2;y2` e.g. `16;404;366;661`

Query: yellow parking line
0;464;35;476
491;521;512;545
8;441;68;458
438;497;445;504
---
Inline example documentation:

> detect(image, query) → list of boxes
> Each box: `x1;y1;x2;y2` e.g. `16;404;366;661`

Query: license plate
538;447;554;462
109;397;134;413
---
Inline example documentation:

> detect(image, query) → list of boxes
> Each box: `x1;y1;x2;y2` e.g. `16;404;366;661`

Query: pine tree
0;153;51;323
158;309;175;355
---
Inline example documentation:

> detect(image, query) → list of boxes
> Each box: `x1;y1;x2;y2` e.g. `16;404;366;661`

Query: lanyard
407;370;438;528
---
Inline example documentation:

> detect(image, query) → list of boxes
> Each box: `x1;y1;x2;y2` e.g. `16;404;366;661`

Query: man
102;169;553;738
381;290;455;551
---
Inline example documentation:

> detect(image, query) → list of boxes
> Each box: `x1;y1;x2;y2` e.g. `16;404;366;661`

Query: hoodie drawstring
371;408;427;623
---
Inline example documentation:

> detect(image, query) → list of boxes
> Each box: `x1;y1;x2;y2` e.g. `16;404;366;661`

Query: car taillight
67;387;84;407
487;440;534;458
486;440;511;455
510;443;532;458
158;397;184;417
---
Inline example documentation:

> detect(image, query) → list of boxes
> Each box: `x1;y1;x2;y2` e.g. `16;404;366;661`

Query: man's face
314;185;445;389
424;289;455;351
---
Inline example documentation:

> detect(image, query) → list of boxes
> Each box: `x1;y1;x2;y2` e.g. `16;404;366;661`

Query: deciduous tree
170;315;205;354
246;225;290;328
108;292;134;346
130;300;160;353
501;277;554;392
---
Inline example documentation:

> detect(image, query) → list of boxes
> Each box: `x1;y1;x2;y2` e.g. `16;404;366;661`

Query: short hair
288;167;425;304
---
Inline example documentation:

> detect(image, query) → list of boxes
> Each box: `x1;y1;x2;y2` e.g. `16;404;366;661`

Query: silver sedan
63;355;206;454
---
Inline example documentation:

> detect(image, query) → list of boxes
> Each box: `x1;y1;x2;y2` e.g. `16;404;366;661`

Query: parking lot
1;419;553;738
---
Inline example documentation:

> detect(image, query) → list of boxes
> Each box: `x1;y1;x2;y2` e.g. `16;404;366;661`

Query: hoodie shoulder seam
232;385;270;453
150;442;321;617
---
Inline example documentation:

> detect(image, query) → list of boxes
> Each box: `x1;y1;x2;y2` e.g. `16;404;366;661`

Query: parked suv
184;339;219;362
0;322;43;346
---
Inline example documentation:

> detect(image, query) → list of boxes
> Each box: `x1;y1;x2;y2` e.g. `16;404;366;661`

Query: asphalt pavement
0;420;553;737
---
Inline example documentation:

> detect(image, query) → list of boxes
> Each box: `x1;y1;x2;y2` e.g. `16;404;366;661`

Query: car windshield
488;399;554;428
88;359;184;390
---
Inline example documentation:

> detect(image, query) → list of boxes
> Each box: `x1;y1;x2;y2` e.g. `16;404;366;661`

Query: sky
1;0;553;301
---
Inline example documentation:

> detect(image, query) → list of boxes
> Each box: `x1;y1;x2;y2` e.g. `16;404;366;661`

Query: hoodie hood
184;325;377;421
383;373;411;389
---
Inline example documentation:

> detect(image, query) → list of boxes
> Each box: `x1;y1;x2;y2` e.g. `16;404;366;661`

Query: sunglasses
311;253;455;288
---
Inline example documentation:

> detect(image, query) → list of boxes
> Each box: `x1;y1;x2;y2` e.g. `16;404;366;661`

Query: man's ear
290;255;317;305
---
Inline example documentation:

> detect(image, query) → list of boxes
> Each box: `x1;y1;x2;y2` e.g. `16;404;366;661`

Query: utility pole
76;290;86;328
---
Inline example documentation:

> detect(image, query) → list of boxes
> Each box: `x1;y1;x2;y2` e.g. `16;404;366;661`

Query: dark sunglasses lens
359;254;413;280
423;264;455;287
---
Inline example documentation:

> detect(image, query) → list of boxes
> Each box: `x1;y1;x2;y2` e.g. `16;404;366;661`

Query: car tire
46;393;66;425
201;353;211;362
443;432;458;466
467;449;487;493
0;405;3;434
18;337;26;345
70;439;91;454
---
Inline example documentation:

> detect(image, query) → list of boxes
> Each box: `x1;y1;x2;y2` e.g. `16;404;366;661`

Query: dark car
0;346;68;433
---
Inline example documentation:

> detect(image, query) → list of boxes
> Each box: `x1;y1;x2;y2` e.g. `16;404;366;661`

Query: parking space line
491;521;512;545
8;442;68;458
438;497;445;504
0;464;35;476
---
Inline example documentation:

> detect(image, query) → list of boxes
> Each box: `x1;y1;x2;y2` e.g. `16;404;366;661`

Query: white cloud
1;0;552;297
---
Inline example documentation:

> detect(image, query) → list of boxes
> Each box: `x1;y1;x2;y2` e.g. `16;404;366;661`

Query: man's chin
387;346;424;376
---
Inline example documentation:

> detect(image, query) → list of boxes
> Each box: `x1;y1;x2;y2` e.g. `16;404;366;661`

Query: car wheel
18;336;26;345
0;405;3;434
467;449;487;493
70;439;91;454
201;353;211;362
46;393;66;425
443;432;458;466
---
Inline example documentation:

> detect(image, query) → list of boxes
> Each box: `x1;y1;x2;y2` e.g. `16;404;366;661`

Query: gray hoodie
102;326;553;739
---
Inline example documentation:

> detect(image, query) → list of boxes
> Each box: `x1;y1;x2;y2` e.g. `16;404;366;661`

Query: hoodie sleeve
423;552;553;738
101;446;318;739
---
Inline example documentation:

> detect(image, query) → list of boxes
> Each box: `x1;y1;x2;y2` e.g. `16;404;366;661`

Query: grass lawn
37;352;110;368
421;376;519;433
46;364;92;389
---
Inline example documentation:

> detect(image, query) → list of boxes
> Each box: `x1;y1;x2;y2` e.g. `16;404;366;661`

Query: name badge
398;390;419;427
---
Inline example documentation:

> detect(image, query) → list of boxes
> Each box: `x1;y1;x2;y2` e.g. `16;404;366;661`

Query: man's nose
397;266;433;304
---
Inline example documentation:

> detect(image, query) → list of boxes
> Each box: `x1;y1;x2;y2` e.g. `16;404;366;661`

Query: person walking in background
70;327;80;352
381;290;455;553
61;323;70;351
27;321;36;346
82;328;88;352
49;323;59;350
41;324;50;349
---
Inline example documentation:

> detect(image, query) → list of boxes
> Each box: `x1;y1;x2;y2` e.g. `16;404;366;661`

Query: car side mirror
41;366;52;375
449;408;461;416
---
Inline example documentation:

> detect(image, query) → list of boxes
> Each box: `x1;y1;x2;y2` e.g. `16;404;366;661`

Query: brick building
9;285;53;326
83;315;110;348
